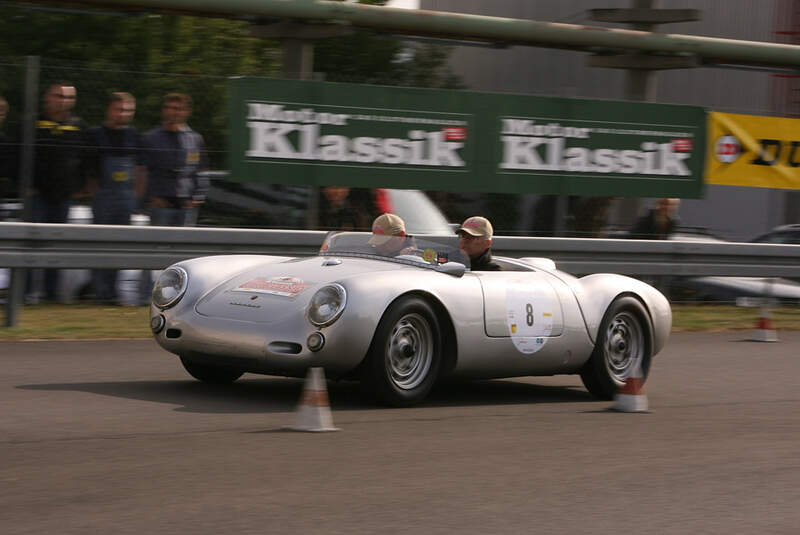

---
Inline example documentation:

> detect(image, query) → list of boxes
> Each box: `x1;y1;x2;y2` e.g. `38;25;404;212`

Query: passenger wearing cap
457;216;501;271
369;213;417;257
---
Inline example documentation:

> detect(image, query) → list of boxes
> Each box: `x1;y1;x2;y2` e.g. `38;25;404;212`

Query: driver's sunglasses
458;233;482;241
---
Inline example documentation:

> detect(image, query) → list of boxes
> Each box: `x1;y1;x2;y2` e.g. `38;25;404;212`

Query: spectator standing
629;198;681;240
571;196;617;238
28;82;86;302
317;186;373;231
0;96;14;198
144;93;207;227
139;93;207;305
85;92;146;304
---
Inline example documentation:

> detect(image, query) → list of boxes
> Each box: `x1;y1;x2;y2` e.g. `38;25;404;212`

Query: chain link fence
0;55;554;235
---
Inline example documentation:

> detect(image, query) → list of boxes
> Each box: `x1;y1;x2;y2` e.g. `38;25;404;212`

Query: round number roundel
505;280;554;354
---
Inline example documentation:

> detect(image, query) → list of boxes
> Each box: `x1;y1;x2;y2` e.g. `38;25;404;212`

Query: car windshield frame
319;231;469;271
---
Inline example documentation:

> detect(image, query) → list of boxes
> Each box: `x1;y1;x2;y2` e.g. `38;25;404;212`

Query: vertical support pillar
282;39;319;228
619;0;658;227
5;55;39;328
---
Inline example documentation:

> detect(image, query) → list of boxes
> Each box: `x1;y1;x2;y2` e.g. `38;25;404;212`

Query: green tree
0;2;462;170
0;5;279;167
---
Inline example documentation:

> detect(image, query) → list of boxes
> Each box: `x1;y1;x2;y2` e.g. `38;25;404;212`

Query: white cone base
749;329;778;342
286;367;339;432
289;403;339;432
613;393;649;413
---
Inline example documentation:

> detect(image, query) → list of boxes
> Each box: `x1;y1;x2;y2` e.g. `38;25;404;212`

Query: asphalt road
2;332;799;535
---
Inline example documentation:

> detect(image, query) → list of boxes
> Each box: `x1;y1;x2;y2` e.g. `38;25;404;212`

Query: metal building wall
422;0;791;241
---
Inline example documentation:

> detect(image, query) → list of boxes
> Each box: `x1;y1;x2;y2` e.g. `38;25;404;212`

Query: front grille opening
165;328;182;339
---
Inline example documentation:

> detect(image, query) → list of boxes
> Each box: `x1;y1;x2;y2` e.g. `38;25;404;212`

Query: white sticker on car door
506;279;555;354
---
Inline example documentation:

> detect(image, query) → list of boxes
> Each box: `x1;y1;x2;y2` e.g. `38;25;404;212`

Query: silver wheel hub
386;313;433;390
604;312;644;380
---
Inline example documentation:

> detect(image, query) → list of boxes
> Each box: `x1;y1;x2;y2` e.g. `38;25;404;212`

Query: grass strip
1;303;800;341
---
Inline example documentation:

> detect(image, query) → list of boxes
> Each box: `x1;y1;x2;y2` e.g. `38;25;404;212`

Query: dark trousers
27;196;70;301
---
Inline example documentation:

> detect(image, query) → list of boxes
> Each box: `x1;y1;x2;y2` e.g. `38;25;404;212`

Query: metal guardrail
0;222;326;270
4;222;800;275
4;222;800;327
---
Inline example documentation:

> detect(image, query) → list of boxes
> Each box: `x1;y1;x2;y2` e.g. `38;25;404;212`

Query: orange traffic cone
612;358;649;413
750;306;778;342
288;367;339;432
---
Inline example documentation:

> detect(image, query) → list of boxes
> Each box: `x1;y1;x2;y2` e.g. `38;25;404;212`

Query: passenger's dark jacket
470;248;502;271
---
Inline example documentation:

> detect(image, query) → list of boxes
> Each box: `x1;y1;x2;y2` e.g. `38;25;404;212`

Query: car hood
194;255;408;322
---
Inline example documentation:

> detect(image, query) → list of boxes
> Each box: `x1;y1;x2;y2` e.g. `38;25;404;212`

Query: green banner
229;77;706;197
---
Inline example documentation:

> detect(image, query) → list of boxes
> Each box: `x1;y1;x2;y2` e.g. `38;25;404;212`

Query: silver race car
149;232;672;406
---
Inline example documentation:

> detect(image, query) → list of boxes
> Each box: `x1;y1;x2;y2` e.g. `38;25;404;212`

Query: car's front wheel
365;296;442;407
580;296;653;400
179;356;244;384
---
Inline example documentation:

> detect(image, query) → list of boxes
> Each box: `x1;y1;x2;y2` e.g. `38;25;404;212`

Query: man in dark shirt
457;216;501;271
28;82;86;302
318;186;373;231
143;93;207;227
629;198;680;240
140;93;207;305
85;92;146;304
0;96;14;198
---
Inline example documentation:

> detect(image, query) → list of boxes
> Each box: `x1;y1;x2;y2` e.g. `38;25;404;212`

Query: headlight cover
307;284;347;327
152;266;188;309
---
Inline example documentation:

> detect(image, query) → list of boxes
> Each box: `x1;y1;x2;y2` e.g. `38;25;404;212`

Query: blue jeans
92;194;136;303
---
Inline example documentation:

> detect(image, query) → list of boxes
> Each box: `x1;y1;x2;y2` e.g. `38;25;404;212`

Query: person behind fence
144;93;207;227
0;95;14;198
629;197;681;240
139;93;207;305
457;216;501;271
317;186;373;231
85;92;146;304
27;82;86;303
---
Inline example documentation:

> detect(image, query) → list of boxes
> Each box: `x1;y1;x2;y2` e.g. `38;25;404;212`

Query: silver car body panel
151;249;672;381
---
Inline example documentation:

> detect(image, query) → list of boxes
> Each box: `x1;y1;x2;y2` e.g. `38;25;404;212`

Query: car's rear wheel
179;356;244;384
365;296;442;407
580;296;653;400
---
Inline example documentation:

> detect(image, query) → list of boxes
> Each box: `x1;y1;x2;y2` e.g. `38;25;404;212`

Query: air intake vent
165;328;182;339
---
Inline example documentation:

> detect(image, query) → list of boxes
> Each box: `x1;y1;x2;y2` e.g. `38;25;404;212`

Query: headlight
307;284;347;327
152;266;188;309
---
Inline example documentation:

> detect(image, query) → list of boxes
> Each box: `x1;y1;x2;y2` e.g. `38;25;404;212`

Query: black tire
179;356;244;384
364;296;442;407
580;296;653;400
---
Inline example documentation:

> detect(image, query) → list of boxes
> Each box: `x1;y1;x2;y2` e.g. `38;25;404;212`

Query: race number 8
525;303;534;326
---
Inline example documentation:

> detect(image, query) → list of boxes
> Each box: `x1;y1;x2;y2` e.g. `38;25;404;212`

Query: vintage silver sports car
149;232;672;406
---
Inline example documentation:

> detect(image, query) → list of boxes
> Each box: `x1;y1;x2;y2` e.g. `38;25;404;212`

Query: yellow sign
706;112;800;190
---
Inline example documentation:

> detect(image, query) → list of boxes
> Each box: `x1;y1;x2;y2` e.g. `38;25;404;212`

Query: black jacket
470;248;502;271
629;209;678;240
32;114;86;203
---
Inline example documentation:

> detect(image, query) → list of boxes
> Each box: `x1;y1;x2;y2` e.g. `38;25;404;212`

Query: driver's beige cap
457;216;493;239
369;213;406;245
